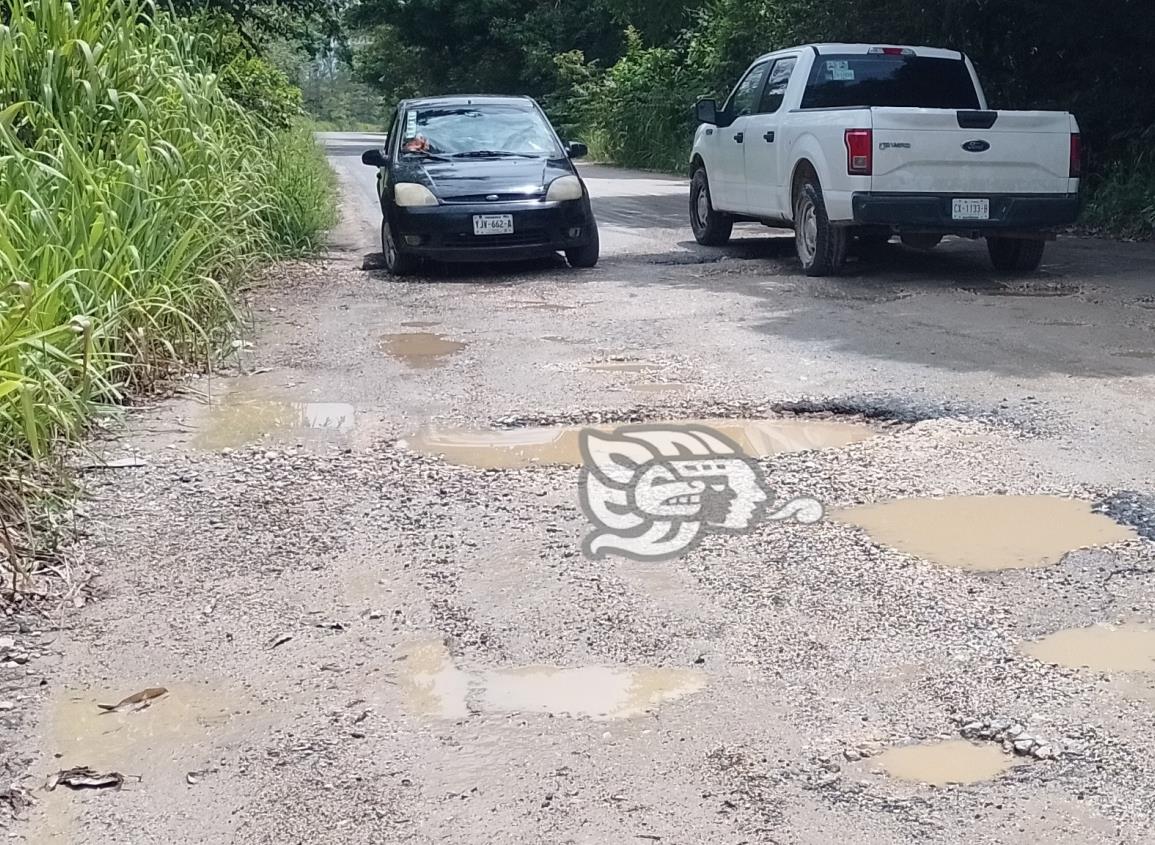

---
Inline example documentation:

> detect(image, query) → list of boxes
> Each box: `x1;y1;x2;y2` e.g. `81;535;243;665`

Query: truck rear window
801;54;981;110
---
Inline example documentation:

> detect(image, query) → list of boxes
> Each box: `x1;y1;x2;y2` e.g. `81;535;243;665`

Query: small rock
961;721;983;736
1032;745;1055;760
843;749;862;761
1013;739;1034;754
0;701;14;712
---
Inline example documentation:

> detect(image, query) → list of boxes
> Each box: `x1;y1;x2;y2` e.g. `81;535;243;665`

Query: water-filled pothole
400;320;442;328
397;639;704;720
194;400;355;450
402;417;876;469
832;495;1136;571
874;740;1019;785
1024;624;1155;671
380;332;466;369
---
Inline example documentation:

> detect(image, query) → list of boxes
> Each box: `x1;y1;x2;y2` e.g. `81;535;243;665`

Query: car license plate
952;198;990;220
473;214;514;235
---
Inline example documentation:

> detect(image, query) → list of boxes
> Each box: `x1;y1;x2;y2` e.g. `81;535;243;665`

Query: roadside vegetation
0;0;335;589
348;0;1155;239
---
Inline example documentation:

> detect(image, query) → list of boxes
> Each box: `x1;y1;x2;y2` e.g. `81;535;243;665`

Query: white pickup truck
689;44;1081;275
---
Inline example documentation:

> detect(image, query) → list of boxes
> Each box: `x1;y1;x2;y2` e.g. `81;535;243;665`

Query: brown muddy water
194;400;355;450
397;640;704;720
832;495;1136;571
1024;624;1155;671
380;331;466;368
874;740;1020;786
402;417;876;469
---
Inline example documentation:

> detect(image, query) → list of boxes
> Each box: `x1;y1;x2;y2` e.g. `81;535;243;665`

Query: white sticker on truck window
825;60;855;81
405;111;417;137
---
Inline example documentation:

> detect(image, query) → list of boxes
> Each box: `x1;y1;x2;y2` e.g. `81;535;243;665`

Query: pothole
193;399;355;450
380;332;466;369
1094;492;1155;541
1110;350;1155;359
587;360;658;373
873;740;1021;786
401;417;877;469
396;639;704;720
1024;624;1155;671
831;495;1137;571
645;253;726;266
510;301;577;312
960;281;1081;297
400;320;442;328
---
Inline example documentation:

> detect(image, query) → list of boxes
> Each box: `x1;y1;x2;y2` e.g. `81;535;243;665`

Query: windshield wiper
450;150;541;159
401;149;451;162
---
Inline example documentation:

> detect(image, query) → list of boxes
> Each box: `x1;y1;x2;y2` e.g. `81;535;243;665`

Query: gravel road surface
3;131;1155;844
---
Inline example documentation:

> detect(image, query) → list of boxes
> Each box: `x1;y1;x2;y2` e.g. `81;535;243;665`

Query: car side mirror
695;98;719;126
361;149;389;168
566;141;588;160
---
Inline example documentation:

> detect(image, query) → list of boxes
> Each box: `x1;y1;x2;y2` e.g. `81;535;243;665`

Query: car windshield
801;54;981;110
399;104;562;158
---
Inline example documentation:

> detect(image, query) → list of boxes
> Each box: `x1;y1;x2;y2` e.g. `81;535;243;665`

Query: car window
801;54;981;110
724;61;770;118
756;57;797;114
400;103;563;157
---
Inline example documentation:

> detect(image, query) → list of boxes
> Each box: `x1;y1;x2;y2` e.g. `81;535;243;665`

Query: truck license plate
473;214;514;235
952;198;989;220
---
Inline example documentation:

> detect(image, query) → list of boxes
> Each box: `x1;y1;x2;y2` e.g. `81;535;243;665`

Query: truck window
757;57;797;114
801;54;981;110
724;61;770;118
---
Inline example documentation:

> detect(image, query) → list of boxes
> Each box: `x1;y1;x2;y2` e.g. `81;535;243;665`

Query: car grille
441;193;544;204
449;229;549;247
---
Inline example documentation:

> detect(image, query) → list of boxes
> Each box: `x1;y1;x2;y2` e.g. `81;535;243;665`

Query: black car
360;95;599;275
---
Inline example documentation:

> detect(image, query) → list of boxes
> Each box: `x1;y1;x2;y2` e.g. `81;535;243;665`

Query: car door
711;59;770;212
743;56;798;217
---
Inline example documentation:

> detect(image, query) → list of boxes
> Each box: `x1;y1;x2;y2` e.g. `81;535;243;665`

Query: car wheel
381;217;418;276
900;233;943;250
793;178;846;276
689;168;733;246
565;221;600;268
986;236;1045;273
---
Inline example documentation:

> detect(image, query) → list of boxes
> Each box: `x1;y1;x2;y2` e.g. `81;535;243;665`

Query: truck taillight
1070;133;1082;178
845;129;872;175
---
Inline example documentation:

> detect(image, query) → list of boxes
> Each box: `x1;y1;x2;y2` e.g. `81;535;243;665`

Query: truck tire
900;233;943;250
794;179;847;276
689;167;733;246
986;236;1045;273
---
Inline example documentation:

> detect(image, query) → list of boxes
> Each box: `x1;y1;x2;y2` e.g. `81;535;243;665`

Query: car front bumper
850;192;1081;231
391;197;595;262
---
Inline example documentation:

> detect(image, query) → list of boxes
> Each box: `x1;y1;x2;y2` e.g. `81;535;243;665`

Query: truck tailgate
870;109;1071;194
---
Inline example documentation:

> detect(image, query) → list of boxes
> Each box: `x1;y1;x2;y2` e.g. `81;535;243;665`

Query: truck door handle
763;131;775;142
733;132;744;143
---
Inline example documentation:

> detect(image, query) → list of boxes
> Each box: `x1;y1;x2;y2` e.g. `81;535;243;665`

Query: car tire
382;218;418;276
565;221;600;268
689;168;733;246
794;178;847;276
986;236;1045;273
900;233;943;251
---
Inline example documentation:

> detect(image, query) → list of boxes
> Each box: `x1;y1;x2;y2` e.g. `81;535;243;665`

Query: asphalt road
9;132;1155;844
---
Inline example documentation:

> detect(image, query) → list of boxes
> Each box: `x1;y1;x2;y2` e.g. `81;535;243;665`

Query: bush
0;0;336;469
1081;147;1155;240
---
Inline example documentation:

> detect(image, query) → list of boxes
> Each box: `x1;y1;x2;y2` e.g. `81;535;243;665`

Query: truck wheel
986;236;1045;273
794;179;847;276
900;233;943;250
382;218;419;276
689;168;733;246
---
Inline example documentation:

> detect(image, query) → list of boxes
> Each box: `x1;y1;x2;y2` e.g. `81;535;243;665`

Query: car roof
399;95;538;110
752;43;964;63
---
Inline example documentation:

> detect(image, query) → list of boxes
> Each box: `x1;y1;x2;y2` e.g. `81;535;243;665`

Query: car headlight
545;175;583;202
394;182;439;207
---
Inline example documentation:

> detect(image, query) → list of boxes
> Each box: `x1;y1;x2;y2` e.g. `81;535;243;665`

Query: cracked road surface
8;132;1155;843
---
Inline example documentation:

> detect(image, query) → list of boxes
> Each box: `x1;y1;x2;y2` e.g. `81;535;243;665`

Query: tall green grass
0;0;335;475
1082;147;1155;240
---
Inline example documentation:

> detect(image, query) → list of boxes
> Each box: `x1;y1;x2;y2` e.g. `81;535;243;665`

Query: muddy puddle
32;683;258;842
380;331;466;369
194;399;355;450
403;417;876;469
400;320;442;328
397;640;704;720
875;740;1019;786
1024;624;1155;671
832;495;1136;571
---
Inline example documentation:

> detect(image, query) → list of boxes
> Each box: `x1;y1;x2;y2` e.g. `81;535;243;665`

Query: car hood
395;156;574;200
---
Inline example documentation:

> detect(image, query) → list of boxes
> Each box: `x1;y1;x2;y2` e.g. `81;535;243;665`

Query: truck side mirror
695;98;719;126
